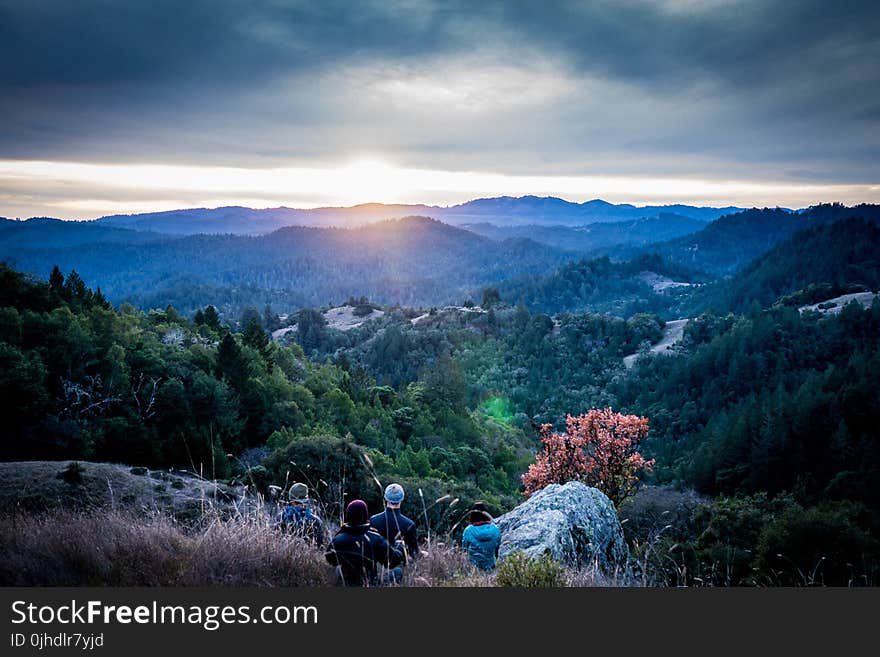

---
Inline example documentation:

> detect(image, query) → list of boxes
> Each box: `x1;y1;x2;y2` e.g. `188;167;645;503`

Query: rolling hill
1;216;572;315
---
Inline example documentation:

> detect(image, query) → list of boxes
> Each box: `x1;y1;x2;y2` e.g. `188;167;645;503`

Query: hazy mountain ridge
463;213;706;254
86;196;741;235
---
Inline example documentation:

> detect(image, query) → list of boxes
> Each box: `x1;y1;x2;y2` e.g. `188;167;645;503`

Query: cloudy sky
1;0;878;219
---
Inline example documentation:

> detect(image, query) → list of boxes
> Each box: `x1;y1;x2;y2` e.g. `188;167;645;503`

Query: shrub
352;303;374;318
618;485;709;586
522;409;653;504
496;552;565;587
263;434;376;519
242;464;272;496
619;485;708;546
57;461;84;485
628;493;880;586
755;501;880;586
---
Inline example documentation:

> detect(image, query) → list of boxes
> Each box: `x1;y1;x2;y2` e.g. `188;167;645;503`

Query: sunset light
2;158;877;220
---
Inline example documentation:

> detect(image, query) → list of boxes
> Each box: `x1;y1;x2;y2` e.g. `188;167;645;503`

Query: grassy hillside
0;461;241;518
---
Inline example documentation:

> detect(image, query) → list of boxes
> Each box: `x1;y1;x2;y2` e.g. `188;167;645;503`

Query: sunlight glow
1;159;878;220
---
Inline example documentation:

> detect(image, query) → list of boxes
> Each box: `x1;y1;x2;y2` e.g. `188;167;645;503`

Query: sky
1;0;878;219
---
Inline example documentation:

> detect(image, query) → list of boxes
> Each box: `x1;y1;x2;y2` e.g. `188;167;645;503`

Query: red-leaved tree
522;408;654;505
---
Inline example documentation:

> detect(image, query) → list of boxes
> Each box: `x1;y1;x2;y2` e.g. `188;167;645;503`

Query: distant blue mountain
90;197;743;235
462;213;707;253
445;196;739;224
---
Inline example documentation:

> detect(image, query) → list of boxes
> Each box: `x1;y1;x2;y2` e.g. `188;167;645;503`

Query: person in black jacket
369;483;419;584
325;499;404;587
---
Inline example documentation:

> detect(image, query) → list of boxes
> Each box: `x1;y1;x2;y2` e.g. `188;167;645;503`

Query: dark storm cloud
505;0;879;88
0;0;475;95
0;0;878;182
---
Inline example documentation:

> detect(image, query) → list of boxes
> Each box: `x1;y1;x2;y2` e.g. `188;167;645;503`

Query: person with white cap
370;482;420;569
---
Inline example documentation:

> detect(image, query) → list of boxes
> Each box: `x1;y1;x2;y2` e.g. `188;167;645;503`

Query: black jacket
324;524;403;587
370;508;420;560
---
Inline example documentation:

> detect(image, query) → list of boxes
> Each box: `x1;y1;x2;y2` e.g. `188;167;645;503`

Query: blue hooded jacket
462;521;501;571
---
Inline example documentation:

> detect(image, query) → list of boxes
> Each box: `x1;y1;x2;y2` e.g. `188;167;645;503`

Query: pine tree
243;314;269;352
217;334;246;386
49;265;65;295
203;305;221;331
93;287;111;310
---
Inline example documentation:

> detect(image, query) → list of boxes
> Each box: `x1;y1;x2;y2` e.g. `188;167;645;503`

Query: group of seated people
276;481;501;586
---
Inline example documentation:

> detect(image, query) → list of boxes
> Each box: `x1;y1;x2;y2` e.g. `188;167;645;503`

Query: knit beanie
289;482;309;502
469;501;492;524
384;483;405;504
345;499;369;525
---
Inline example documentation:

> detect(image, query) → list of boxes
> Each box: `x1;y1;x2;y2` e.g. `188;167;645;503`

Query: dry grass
399;542;495;587
0;507;639;587
0;509;332;586
396;541;636;587
565;560;636;587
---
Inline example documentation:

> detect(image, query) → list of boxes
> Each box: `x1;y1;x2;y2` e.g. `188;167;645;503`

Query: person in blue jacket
461;501;501;571
276;482;326;547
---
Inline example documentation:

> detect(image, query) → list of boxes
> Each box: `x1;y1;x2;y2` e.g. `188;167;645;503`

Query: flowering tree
522;408;654;505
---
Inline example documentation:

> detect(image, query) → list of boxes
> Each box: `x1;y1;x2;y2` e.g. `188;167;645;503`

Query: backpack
281;505;311;526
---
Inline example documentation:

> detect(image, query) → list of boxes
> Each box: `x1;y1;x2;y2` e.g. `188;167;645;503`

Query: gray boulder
495;481;628;569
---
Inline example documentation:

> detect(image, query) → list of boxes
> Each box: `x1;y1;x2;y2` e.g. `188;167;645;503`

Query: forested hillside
651;204;880;274
698;218;880;313
0;265;532;516
498;253;701;317
0;217;168;248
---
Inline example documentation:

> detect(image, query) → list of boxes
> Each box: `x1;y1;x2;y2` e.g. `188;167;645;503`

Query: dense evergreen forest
2;204;880;584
